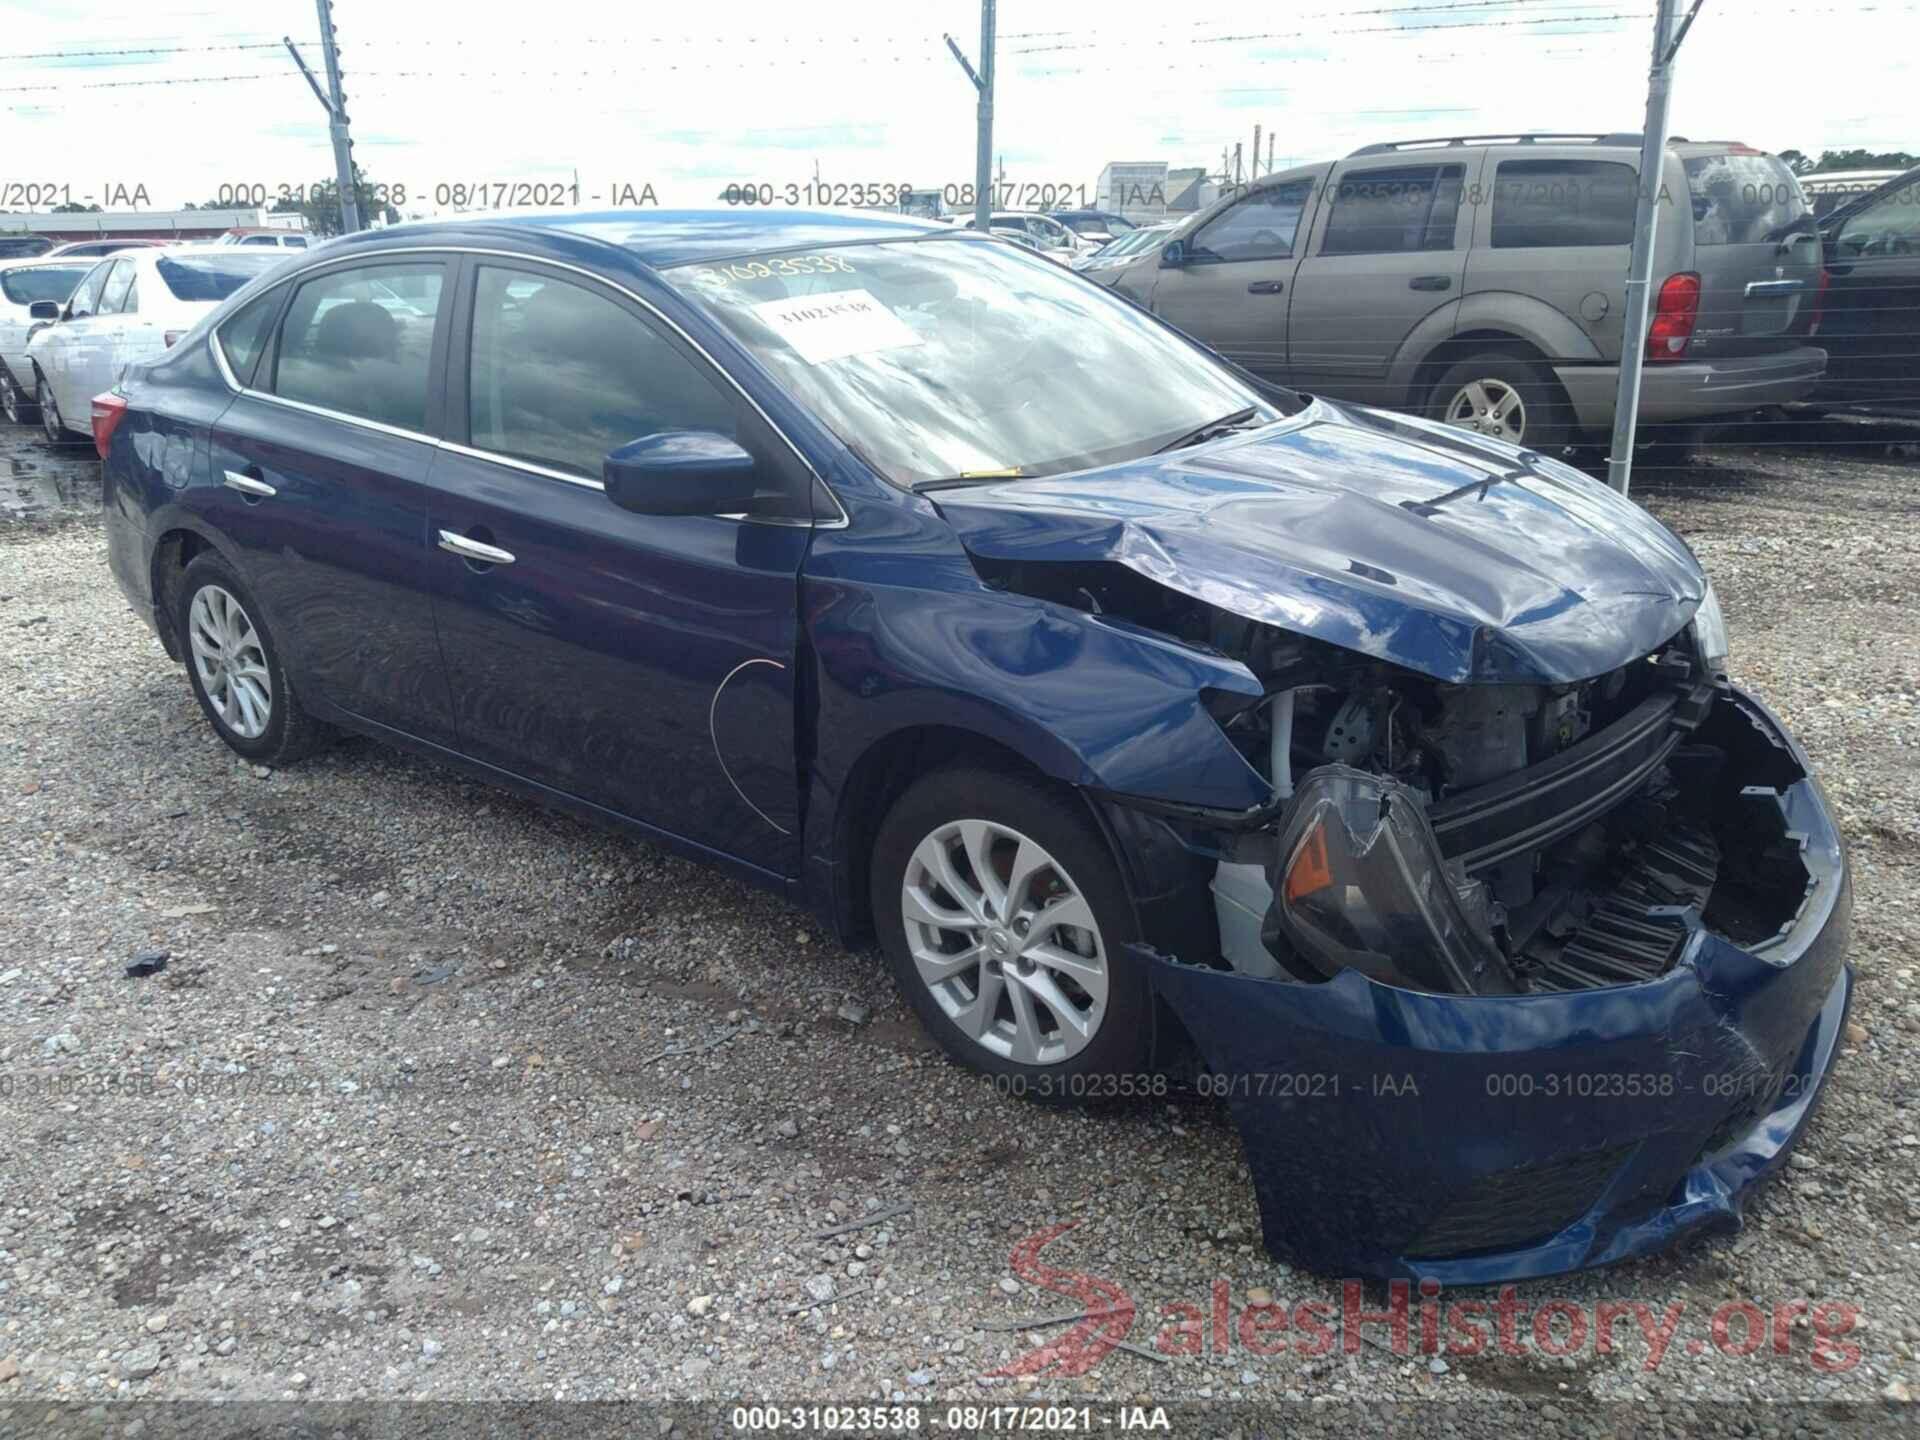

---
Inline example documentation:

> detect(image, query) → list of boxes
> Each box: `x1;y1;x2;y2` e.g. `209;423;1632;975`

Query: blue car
99;210;1851;1281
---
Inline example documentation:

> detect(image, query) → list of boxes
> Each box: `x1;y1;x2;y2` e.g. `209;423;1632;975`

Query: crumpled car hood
933;399;1706;685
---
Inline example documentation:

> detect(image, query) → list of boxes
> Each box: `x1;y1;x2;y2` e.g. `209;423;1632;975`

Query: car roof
0;255;95;272
332;208;947;270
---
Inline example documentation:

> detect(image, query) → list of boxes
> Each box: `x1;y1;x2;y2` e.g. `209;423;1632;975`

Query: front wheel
36;374;70;443
871;767;1150;1100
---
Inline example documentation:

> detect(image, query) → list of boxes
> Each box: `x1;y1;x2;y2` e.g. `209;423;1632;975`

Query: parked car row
0;247;282;436
0;229;311;261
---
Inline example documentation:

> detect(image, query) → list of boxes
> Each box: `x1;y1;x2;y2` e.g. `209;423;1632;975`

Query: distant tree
51;202;103;213
1776;147;1917;175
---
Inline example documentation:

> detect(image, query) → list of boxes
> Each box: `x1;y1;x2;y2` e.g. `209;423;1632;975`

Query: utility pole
1233;143;1243;187
1607;0;1705;495
283;0;360;235
944;1;996;233
1267;133;1275;175
1252;124;1262;181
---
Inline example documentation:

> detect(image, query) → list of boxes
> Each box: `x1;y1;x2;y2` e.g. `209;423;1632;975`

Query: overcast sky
1;0;1911;216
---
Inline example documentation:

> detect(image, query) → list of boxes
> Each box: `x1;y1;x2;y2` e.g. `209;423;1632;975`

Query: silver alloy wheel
0;369;22;424
900;818;1109;1066
38;378;62;443
188;585;273;740
1443;377;1528;444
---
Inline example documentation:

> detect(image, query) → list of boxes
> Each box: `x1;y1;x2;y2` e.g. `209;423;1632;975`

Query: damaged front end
997;559;1849;1282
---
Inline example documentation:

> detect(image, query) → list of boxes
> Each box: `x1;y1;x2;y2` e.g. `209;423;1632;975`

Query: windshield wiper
911;468;1025;494
1154;406;1262;453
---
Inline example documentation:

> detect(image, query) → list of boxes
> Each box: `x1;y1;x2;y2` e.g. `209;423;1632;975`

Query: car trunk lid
1679;148;1823;359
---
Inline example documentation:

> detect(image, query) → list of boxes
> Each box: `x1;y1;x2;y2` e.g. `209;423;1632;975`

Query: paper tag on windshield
749;289;922;366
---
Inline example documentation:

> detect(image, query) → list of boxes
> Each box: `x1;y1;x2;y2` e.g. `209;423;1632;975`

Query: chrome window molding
206;243;851;528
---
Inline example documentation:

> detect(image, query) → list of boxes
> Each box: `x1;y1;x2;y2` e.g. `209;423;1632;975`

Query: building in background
1164;166;1218;214
1094;161;1170;220
0;209;306;245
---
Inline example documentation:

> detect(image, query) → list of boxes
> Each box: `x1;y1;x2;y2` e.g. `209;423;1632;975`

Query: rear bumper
1143;684;1852;1283
1555;346;1827;432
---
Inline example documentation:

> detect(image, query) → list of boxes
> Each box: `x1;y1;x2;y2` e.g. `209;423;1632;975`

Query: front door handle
1409;275;1452;292
437;529;516;566
1246;279;1285;295
222;469;276;498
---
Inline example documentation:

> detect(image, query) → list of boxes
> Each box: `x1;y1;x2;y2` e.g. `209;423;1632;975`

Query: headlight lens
1268;767;1519;995
1691;583;1730;676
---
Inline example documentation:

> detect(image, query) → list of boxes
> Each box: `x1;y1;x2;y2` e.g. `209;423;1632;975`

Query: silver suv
1103;133;1827;449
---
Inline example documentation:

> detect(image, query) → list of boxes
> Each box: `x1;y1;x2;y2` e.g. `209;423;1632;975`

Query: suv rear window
1684;152;1812;245
1322;164;1465;255
1491;160;1638;248
157;252;281;302
0;264;90;306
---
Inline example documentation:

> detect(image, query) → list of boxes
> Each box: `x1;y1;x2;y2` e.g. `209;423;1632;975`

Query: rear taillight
91;391;129;461
1646;272;1701;363
1808;267;1831;337
162;330;188;348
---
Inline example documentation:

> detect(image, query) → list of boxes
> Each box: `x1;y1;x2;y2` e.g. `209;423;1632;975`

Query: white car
966;211;1087;259
215;229;313;249
25;247;282;442
0;256;97;425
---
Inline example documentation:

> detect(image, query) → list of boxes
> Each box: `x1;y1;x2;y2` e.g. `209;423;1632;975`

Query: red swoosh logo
989;1222;1135;1378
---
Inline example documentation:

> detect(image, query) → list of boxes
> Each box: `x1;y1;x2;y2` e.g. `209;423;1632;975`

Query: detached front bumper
1143;684;1852;1283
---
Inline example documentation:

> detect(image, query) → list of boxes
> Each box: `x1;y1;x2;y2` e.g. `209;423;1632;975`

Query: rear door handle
1246;280;1285;295
1745;278;1808;296
222;469;276;498
1409;275;1452;292
437;529;516;566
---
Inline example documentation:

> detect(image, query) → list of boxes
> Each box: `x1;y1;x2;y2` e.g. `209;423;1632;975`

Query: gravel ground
0;419;1916;1429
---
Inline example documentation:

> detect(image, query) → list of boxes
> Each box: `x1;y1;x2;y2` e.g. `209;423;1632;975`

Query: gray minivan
1104;133;1828;449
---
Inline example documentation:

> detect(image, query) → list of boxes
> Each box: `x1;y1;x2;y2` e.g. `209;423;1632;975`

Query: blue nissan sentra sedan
97;210;1851;1281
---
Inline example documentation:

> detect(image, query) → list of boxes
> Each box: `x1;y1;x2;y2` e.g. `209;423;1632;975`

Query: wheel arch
147;519;248;662
1390;292;1605;413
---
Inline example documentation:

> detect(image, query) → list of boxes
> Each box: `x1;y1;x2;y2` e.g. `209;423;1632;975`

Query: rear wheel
176;553;327;766
1429;351;1572;453
871;767;1150;1101
0;366;34;425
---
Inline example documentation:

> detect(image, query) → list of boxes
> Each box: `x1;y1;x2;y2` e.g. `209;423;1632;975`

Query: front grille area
1405;1144;1637;1259
1520;823;1721;992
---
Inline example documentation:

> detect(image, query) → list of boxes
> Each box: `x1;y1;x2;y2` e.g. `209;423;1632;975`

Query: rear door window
1320;164;1465;255
1190;180;1314;262
465;264;736;479
217;285;287;387
1491;159;1638;248
270;262;447;432
1684;152;1812;245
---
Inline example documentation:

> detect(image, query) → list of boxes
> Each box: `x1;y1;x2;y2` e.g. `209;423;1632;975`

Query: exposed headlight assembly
1691;583;1730;677
1266;767;1519;995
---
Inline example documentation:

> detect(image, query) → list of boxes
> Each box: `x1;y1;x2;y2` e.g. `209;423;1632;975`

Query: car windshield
664;237;1274;488
0;264;91;306
157;252;281;302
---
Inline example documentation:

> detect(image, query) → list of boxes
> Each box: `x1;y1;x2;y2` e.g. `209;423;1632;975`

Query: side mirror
1160;239;1187;268
29;301;60;321
603;431;761;517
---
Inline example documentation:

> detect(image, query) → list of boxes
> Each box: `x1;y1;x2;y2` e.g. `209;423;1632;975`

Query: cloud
0;0;1907;217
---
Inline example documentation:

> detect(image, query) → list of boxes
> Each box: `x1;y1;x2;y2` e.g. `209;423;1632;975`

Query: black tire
0;364;34;425
176;553;328;766
36;372;69;443
1427;350;1573;453
871;766;1150;1102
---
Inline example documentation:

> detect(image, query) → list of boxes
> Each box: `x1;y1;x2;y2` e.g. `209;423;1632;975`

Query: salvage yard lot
1;424;1916;1412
